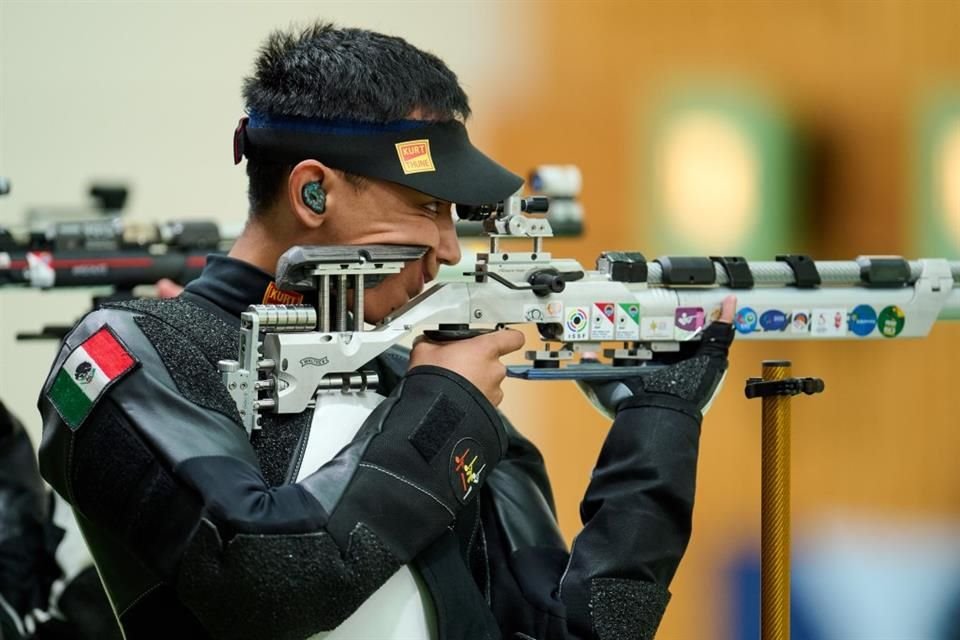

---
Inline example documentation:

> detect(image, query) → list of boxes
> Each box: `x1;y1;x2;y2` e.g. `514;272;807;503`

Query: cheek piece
301;182;327;215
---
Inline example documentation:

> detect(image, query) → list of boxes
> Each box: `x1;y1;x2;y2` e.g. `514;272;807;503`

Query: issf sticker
675;307;704;339
790;311;811;333
848;305;877;337
811;308;846;336
641;316;673;339
878;305;905;338
759;309;790;332
734;307;758;334
615;303;641;340
589;302;616;340
563;306;590;341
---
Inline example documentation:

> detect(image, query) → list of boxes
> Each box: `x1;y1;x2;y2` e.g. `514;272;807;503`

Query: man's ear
287;160;335;230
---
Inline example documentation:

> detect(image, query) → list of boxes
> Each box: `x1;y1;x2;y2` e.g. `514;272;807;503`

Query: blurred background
3;1;960;638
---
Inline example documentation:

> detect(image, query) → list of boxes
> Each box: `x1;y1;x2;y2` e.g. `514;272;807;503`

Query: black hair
242;22;471;214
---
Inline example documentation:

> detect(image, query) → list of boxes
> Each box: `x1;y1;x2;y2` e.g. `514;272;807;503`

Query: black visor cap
239;118;524;206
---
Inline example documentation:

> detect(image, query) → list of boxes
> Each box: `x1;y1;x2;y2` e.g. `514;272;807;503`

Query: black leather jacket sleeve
485;394;702;640
0;401;62;622
37;307;508;640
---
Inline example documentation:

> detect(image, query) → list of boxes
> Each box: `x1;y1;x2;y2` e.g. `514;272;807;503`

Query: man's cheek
404;221;441;249
362;275;407;318
361;289;389;323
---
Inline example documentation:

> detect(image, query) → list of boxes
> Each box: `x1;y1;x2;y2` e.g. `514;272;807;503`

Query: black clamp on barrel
655;256;717;285
710;256;754;289
744;377;825;399
776;254;821;288
598;252;647;283
856;256;911;288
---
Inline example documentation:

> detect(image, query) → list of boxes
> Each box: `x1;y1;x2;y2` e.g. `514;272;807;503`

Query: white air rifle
219;194;960;434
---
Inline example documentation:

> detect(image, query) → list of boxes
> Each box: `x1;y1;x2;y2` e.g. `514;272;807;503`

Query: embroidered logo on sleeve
47;325;139;430
449;438;487;504
395;139;436;174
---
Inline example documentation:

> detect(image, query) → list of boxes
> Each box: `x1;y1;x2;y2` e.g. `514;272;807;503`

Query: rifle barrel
0;250;210;289
645;259;960;287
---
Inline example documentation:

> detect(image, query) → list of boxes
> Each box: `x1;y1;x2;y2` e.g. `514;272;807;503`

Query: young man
37;23;735;640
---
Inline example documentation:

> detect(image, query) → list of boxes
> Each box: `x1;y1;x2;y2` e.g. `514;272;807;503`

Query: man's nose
436;223;462;266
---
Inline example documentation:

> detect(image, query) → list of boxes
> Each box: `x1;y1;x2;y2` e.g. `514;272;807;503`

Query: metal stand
745;361;824;640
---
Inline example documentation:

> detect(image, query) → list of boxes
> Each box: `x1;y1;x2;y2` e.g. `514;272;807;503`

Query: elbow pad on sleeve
590;578;671;640
179;366;509;639
314;365;509;563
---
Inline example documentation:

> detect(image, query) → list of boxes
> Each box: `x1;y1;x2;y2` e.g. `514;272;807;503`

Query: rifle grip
422;324;496;342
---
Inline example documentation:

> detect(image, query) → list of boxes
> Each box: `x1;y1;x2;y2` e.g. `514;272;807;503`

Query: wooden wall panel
492;2;960;637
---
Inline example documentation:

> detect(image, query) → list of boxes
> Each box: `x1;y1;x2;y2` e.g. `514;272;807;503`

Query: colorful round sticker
877;305;905;338
848;304;877;337
791;312;810;333
759;309;789;332
566;309;587;332
734;307;758;334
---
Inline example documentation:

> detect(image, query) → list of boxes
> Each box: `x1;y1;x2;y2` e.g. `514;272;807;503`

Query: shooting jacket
37;255;702;640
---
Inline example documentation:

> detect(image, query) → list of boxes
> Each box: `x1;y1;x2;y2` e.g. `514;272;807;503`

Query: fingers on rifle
412;335;429;348
493;328;526;355
719;295;737;323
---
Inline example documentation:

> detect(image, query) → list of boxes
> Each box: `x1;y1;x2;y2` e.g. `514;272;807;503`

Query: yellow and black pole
745;361;824;640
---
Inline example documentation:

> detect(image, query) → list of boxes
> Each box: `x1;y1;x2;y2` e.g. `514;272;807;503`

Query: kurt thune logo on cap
262;282;303;306
395;139;436;174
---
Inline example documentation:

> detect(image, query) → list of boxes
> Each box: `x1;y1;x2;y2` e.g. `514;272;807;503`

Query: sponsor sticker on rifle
395;139;436;174
641;316;673;339
790;310;811;333
878;305;905;338
523;302;563;322
590;302;616;340
46;325;139;430
563;307;590;341
811;308;846;337
615;303;641;340
675;307;705;340
735;307;758;334
758;309;790;333
848;304;878;337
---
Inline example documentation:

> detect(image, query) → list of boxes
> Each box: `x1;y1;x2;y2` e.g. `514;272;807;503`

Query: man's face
317;176;462;324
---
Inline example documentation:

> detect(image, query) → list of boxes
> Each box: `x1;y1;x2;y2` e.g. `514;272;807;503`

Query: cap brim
244;118;523;205
387;135;524;206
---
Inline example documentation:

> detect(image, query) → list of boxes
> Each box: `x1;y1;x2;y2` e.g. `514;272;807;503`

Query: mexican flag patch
47;325;138;430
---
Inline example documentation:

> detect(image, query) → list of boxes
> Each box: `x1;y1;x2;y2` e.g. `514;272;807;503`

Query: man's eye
422;201;441;215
